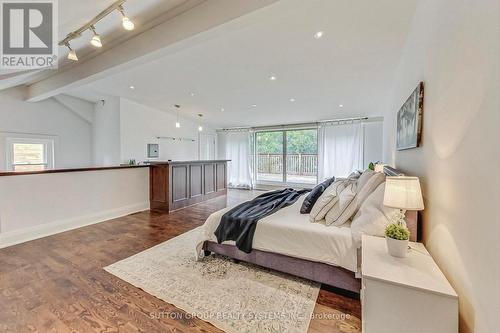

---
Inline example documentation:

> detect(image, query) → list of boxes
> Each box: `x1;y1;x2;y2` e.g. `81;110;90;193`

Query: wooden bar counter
149;160;229;213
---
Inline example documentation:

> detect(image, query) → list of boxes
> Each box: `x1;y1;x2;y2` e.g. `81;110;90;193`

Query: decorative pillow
309;179;347;222
347;170;362;180
325;172;385;226
357;169;376;190
351;182;398;247
300;177;335;214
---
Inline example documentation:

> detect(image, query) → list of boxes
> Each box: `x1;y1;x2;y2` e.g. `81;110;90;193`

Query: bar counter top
0;160;230;177
0;165;149;177
148;159;230;165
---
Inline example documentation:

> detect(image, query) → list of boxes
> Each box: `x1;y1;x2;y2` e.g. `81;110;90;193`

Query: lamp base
390;209;407;227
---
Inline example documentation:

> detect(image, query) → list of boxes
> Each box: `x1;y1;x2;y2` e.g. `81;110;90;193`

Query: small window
6;137;54;171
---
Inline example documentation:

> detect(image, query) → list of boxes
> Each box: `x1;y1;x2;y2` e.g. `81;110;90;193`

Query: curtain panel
318;122;364;181
218;130;254;189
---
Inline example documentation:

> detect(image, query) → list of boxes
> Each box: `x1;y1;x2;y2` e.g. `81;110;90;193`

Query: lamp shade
374;163;386;173
383;176;424;210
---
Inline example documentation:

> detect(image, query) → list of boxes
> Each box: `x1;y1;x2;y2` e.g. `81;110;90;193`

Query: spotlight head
68;49;78;61
90;34;102;47
89;26;102;47
118;6;135;30
122;17;135;30
65;42;78;61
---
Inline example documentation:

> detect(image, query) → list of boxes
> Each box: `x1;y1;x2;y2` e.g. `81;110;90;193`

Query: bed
196;166;418;294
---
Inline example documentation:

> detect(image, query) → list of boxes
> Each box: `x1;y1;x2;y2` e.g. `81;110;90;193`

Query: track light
89;26;102;47
65;42;78;61
118;5;134;30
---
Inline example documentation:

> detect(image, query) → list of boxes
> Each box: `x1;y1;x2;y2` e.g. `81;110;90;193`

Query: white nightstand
361;235;458;333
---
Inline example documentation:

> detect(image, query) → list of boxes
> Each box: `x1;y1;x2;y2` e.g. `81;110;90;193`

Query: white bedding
196;195;358;272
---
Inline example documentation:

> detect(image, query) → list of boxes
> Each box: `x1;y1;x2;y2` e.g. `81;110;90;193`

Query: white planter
386;237;409;258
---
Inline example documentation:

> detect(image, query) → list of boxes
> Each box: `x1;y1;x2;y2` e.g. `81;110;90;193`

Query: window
6;137;54;171
255;129;318;185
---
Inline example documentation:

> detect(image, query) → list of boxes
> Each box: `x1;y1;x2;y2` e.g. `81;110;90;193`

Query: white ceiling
67;0;418;128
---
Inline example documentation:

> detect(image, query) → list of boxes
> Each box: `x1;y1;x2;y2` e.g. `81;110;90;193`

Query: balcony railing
257;153;317;176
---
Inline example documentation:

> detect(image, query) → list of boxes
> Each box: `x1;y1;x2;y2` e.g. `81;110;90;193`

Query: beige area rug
104;227;320;333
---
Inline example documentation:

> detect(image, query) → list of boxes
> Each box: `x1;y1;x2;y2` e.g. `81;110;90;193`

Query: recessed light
314;31;324;39
251;104;257;107
129;85;135;90
339;104;344;108
221;108;225;112
289;98;296;102
269;75;277;81
189;92;195;96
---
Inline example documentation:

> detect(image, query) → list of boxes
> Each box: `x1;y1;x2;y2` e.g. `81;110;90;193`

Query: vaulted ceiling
2;0;418;128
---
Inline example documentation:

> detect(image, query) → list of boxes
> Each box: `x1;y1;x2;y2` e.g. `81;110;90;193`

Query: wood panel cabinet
149;160;228;213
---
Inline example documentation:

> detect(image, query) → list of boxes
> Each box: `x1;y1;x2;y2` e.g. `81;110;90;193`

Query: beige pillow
325;172;386;226
309;179;347;222
357;169;376;190
351;182;399;247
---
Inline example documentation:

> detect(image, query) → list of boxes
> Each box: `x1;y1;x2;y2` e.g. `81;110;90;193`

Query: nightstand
361;235;458;333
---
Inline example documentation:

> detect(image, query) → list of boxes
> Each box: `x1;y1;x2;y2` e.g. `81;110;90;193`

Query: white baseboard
0;202;149;249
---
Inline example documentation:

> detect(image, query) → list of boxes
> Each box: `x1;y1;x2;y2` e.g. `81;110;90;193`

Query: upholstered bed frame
202;166;419;295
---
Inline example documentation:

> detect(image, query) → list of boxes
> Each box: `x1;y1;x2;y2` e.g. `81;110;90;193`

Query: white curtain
318;122;364;180
219;130;254;189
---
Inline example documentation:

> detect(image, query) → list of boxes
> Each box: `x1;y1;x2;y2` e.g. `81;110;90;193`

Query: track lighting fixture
89;26;102;47
59;1;135;58
118;5;135;31
65;42;78;61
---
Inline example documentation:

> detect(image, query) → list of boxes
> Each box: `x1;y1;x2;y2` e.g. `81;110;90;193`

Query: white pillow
309;179;347;222
351;182;399;247
325;172;385;226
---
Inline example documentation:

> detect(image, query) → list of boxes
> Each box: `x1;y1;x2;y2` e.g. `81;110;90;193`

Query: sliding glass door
285;129;317;184
255;129;317;185
256;131;284;183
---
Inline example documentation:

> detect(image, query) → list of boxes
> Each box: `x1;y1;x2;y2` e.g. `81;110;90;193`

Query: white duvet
196;195;358;272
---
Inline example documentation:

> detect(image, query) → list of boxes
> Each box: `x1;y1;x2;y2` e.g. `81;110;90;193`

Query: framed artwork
147;143;159;158
396;82;424;150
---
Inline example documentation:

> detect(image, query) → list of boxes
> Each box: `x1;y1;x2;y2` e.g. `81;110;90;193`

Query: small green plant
368;161;380;171
385;223;410;241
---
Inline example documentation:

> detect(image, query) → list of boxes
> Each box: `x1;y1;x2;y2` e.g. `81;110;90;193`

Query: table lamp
374;163;387;173
383;176;424;226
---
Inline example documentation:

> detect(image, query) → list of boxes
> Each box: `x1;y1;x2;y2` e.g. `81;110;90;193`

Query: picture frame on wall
396;82;424;150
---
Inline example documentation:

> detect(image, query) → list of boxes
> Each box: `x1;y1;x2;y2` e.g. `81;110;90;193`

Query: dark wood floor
0;190;360;333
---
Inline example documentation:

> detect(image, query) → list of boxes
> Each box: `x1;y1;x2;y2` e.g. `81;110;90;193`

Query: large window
6;137;54;171
255;129;317;184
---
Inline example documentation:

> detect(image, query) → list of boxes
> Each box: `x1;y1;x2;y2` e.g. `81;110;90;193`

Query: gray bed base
203;241;361;294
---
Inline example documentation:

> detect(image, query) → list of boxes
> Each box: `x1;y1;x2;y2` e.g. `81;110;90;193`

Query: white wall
93;97;121;166
383;1;500;332
0;168;149;248
0;87;92;170
120;98;216;163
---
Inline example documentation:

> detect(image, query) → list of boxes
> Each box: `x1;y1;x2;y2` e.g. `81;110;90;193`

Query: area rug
104;227;320;333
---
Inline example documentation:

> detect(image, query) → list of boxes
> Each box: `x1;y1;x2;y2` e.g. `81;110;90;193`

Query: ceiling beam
26;0;279;102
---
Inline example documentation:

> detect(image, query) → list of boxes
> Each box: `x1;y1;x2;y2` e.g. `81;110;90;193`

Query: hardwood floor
0;190;361;333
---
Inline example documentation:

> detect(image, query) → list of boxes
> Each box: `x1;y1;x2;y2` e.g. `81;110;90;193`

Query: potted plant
385;223;410;257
